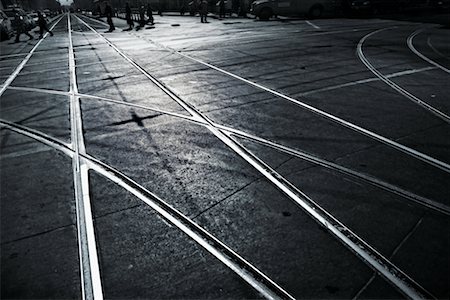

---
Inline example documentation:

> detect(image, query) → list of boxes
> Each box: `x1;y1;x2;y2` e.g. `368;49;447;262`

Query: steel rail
68;13;104;300
127;27;450;174
407;28;450;74
0;15;65;97
0;118;294;300
6;67;449;216
76;15;436;299
357;28;450;123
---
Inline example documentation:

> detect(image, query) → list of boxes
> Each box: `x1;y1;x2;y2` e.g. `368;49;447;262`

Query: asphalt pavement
0;12;449;300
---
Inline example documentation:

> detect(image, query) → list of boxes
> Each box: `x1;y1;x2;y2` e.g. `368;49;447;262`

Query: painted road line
0;118;294;300
306;20;320;30
408;28;450;74
358;28;450;123
142;35;450;174
68;14;103;300
79;17;437;299
0;15;64;97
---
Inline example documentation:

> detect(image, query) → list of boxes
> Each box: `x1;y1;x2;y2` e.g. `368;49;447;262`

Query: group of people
105;0;225;32
105;2;155;32
14;11;53;43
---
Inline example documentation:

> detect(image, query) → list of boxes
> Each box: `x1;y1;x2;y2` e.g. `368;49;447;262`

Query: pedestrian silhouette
37;11;53;39
218;0;225;18
136;4;145;30
200;0;208;23
105;3;115;32
147;4;154;25
125;2;134;30
13;12;33;43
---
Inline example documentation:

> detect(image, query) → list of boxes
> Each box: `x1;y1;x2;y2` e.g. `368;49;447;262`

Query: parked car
251;0;336;20
0;10;14;40
3;8;36;31
429;0;450;11
346;0;431;15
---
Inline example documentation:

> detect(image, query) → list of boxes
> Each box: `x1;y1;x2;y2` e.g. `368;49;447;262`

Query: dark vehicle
0;10;14;40
347;0;431;15
251;0;336;20
429;0;450;11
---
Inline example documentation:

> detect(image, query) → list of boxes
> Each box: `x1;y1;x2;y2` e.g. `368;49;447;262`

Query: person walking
218;0;225;18
105;3;115;32
37;11;53;39
200;0;208;23
125;2;134;30
146;4;154;25
13;12;33;43
137;4;145;29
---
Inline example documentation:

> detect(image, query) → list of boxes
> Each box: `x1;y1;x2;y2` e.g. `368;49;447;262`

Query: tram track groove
76;15;437;299
68;13;104;300
407;28;450;74
357;28;450;123
0;15;65;97
6;81;449;216
116;21;450;174
0;118;295;300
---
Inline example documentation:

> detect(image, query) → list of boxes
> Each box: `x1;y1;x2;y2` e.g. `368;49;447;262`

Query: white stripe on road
357;28;450;123
306;20;320;29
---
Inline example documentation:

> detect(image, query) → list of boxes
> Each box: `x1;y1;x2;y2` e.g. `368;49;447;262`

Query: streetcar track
121;24;450;174
426;37;449;61
294;66;436;97
76;90;450;216
68;14;103;300
407;28;450;74
357;28;450;123
0;15;65;97
0;118;295;300
76;15;437;299
4;48;448;215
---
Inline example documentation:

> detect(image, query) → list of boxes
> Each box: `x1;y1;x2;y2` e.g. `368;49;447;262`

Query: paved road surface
1;13;449;299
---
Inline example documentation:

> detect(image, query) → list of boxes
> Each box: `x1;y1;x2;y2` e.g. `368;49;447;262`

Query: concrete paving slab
0;90;71;142
90;172;260;299
0;132;80;299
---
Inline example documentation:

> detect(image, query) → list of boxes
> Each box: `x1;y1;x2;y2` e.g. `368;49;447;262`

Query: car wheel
258;7;273;20
308;4;323;19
